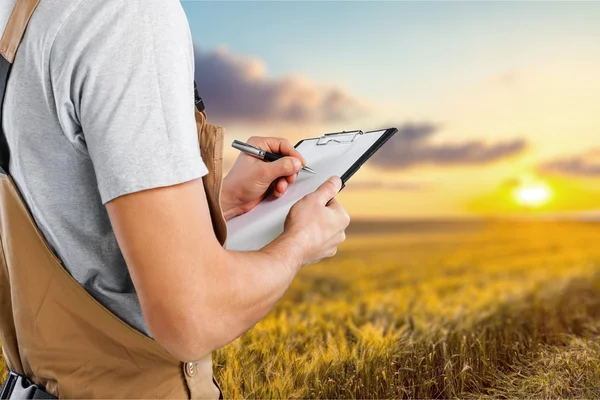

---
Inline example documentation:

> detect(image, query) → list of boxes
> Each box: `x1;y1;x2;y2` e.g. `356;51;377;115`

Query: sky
182;1;600;219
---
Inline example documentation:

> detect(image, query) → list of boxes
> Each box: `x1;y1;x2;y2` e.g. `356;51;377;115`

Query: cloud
540;149;600;177
194;46;367;125
500;177;522;189
492;70;521;87
346;181;430;191
369;122;528;169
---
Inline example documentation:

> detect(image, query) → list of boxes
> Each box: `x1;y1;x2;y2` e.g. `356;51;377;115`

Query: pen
232;140;316;174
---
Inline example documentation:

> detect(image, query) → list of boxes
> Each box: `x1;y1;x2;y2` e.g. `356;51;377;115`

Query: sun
513;180;552;208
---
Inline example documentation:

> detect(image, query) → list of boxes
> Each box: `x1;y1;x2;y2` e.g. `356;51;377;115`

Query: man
0;0;349;397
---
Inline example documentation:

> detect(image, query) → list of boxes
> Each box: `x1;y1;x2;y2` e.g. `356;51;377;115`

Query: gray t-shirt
0;0;208;335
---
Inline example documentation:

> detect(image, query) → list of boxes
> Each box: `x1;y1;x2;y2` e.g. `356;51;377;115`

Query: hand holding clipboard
226;128;398;251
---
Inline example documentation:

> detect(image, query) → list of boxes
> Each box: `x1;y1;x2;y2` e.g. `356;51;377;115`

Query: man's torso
0;0;203;336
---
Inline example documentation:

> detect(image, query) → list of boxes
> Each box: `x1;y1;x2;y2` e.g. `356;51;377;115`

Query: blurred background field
2;219;600;398
172;4;600;396
213;219;600;398
184;6;600;394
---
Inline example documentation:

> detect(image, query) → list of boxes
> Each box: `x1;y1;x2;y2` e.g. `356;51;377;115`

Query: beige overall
0;0;228;397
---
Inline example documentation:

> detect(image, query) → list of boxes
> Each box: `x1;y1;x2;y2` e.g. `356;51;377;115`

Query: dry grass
213;221;600;398
2;220;600;398
478;334;600;399
0;352;5;383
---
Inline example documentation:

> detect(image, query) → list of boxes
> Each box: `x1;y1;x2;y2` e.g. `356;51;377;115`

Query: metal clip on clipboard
316;130;364;146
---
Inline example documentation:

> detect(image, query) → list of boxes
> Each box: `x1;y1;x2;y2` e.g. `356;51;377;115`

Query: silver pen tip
302;165;316;174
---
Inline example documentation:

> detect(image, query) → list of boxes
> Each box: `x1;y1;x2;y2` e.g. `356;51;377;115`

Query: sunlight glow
513;181;552;208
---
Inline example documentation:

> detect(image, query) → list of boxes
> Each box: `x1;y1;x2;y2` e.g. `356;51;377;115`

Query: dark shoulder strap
0;0;41;174
194;81;205;112
0;55;11;174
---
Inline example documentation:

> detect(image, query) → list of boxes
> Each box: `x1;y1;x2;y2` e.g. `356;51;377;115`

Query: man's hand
278;176;350;267
221;136;306;220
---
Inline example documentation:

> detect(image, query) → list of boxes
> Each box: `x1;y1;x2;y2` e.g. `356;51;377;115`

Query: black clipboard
294;128;398;189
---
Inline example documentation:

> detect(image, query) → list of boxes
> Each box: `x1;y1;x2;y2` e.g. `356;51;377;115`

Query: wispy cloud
540;149;600;177
370;122;528;169
491;69;521;87
194;46;367;125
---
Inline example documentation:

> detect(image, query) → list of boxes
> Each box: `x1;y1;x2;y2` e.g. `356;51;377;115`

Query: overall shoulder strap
0;0;40;63
0;0;41;174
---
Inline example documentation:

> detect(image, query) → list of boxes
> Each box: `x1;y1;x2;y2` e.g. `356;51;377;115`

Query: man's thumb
313;176;342;206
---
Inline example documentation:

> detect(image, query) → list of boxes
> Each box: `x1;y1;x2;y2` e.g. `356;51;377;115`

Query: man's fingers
247;136;307;165
285;172;297;186
262;156;302;182
245;137;306;184
274;177;288;197
327;198;351;226
310;176;342;206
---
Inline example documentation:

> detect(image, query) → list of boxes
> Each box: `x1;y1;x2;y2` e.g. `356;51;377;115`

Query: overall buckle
0;371;56;399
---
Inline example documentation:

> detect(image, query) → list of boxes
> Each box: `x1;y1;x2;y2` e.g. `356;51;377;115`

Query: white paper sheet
225;129;389;251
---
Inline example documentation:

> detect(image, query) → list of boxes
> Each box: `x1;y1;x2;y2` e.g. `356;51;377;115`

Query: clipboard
225;128;398;251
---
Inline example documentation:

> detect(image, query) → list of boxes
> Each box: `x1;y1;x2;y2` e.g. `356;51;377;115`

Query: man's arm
51;0;348;360
107;175;348;361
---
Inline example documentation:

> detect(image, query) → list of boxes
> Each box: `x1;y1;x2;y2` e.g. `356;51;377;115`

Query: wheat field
3;220;600;398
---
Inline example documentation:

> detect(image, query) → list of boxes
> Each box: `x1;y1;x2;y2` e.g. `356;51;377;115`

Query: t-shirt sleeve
50;0;207;204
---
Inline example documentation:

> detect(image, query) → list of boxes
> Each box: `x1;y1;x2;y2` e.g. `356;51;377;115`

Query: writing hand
221;136;306;220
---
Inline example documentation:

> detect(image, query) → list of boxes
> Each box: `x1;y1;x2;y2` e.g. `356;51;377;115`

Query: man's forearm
194;232;306;354
106;174;340;363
